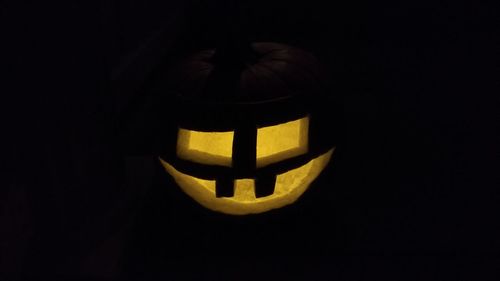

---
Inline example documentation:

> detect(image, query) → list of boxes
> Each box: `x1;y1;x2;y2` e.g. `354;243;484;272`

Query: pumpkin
158;42;336;215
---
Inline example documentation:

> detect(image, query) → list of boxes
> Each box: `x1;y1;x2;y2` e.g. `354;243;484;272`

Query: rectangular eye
256;116;309;168
177;128;234;167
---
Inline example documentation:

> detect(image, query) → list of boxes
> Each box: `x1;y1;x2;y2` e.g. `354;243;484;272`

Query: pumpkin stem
210;0;257;66
201;1;257;101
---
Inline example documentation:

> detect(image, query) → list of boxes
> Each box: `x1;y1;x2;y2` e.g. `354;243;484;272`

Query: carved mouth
160;148;334;215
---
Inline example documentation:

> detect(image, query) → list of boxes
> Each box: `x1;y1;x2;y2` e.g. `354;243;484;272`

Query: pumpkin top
168;42;325;104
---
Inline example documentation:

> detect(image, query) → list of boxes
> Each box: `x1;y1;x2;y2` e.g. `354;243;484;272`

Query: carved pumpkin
158;42;336;215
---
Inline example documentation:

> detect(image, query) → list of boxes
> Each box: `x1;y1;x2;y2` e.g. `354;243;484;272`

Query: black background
1;0;498;280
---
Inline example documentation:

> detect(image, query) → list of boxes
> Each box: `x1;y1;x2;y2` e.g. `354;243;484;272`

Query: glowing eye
256;116;309;168
177;129;234;166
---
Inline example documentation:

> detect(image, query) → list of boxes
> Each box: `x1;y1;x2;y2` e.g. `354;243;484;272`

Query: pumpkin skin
172;42;325;102
158;42;336;215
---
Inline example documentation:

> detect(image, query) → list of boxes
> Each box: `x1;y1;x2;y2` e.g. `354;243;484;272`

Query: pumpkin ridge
259;60;321;96
246;63;298;98
264;57;323;84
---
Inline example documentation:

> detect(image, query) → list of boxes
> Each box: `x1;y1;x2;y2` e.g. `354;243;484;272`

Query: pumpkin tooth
215;178;234;198
254;174;276;198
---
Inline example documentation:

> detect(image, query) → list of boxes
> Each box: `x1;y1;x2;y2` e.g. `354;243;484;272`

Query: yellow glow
177;128;233;167
256;117;309;168
159;148;334;215
233;179;256;201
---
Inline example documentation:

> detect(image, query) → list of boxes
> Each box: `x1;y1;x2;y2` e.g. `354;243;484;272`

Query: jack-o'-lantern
158;42;336;215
